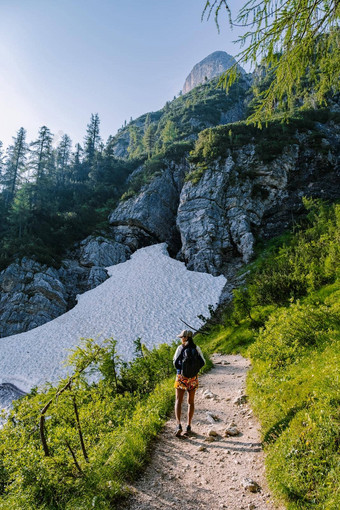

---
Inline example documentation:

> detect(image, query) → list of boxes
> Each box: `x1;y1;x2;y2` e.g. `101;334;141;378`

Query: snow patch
0;244;226;397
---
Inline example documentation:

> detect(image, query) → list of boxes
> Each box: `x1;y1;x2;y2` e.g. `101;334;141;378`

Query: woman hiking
173;330;205;437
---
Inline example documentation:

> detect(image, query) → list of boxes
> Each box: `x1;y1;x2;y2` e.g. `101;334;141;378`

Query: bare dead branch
65;439;83;475
179;318;209;335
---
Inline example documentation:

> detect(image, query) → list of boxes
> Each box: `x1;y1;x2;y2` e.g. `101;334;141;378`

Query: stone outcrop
0;258;68;337
108;121;339;279
0;234;132;338
109;162;188;254
177;129;339;274
177;145;298;274
182;51;245;94
78;235;129;268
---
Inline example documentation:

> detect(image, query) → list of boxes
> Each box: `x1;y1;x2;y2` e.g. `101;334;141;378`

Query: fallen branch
72;394;89;462
65;439;83;475
179;318;209;336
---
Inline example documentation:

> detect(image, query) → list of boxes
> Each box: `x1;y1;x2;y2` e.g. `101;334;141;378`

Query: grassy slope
0;338;212;510
195;200;340;509
0;201;338;510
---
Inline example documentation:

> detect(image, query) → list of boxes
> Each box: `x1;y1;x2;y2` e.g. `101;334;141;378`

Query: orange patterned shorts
174;374;199;391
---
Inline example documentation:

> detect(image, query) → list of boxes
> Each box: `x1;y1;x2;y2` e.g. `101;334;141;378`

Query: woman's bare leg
187;389;196;426
175;388;185;424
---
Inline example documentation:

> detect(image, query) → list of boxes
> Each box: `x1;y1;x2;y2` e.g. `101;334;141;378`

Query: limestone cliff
1;113;338;338
108;118;339;279
182;51;246;94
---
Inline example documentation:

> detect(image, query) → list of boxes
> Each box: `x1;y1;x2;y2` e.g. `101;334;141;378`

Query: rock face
177;145;298;274
177;131;339;274
108;121;339;280
0;235;132;338
78;235;129;268
0;258;68;337
182;51;245;94
109;162;188;254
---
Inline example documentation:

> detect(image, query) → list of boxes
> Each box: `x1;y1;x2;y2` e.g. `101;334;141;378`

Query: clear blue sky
0;0;247;150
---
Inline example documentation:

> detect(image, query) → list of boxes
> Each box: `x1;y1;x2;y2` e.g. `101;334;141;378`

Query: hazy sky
0;0;247;150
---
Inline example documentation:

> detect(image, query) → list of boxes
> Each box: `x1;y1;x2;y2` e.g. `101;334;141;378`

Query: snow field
0;244;226;398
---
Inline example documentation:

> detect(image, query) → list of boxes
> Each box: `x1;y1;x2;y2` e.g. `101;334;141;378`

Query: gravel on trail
120;354;283;510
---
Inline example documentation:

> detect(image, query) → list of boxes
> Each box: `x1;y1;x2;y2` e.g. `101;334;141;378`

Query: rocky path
121;354;282;510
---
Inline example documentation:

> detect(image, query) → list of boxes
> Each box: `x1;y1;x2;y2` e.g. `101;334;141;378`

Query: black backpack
181;346;204;378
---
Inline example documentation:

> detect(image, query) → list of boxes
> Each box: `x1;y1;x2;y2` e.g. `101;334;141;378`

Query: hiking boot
175;424;182;437
184;425;192;436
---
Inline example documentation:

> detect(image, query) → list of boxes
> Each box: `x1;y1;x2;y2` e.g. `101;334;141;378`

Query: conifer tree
71;143;84;182
143;116;156;158
29;126;54;184
128;125;143;158
56;134;72;186
84;113;102;180
161;119;178;146
203;0;340;123
2;128;28;207
144;113;151;130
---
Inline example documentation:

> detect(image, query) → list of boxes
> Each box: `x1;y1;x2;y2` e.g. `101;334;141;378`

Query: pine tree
2;128;28;207
29;126;54;184
128;125;143;158
161;120;178;146
143;124;156;158
56;134;72;186
84;113;102;180
71;143;84;182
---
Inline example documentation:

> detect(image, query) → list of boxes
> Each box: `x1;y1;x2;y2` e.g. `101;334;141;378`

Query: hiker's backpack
181;346;204;378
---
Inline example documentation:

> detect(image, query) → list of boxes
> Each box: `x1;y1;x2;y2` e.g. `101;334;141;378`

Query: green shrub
0;335;210;509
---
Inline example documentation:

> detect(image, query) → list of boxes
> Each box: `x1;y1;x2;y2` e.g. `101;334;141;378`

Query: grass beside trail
0;334;212;510
0;199;338;510
195;200;340;510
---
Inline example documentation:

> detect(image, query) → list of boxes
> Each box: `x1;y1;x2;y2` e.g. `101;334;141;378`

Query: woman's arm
196;345;206;366
173;345;183;370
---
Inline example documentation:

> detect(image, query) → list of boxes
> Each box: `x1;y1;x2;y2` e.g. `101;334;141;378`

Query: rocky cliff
111;116;339;277
0;236;126;337
182;51;246;94
1;112;338;338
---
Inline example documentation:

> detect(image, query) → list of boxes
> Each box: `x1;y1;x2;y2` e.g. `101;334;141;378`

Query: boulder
0;260;68;338
79;235;129;267
241;478;261;493
109;162;187;253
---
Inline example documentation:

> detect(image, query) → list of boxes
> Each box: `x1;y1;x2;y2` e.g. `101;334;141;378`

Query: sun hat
177;329;193;338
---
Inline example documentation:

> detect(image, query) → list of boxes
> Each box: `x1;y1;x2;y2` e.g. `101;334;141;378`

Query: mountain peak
182;51;244;94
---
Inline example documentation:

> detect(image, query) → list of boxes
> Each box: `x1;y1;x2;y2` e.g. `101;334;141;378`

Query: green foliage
0;335;209;509
247;286;340;509
204;1;340;125
247;199;340;306
196;199;340;509
187;110;340;184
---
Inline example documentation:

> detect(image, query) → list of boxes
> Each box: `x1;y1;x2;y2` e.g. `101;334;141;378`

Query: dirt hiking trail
121;354;282;510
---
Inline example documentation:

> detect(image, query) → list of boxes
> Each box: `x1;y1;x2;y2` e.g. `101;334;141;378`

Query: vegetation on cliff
186;108;340;183
204;0;340;125
197;199;340;509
